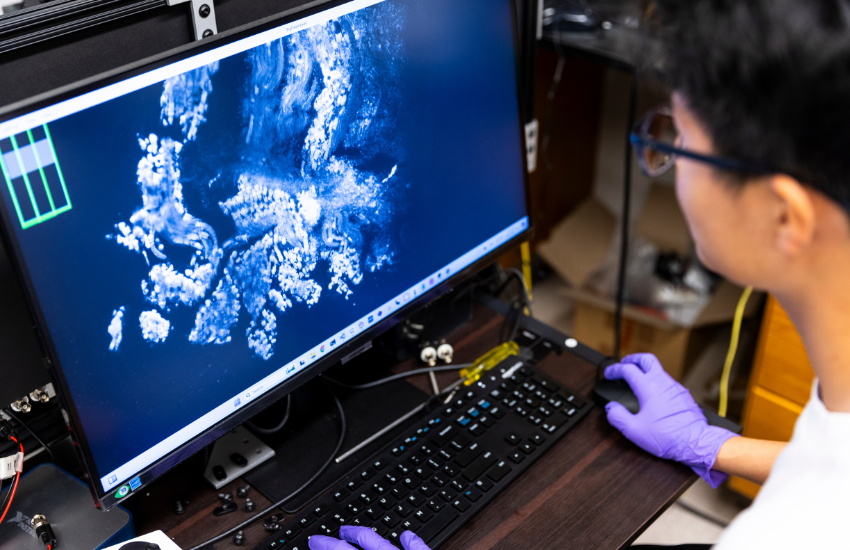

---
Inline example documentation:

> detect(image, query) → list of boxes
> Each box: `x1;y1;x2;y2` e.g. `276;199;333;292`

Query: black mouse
593;379;640;413
593;378;743;433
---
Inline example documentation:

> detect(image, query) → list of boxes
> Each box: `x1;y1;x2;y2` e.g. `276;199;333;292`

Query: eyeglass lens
640;110;678;177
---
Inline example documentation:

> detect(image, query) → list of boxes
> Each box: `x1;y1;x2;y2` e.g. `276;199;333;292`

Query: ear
768;174;815;256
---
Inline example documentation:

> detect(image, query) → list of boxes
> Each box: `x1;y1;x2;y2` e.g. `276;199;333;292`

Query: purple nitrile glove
604;353;739;488
308;526;431;550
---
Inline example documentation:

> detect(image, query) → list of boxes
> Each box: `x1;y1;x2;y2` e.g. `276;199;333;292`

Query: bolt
29;389;49;403
202;29;214;38
198;3;210;17
244;498;255;512
233;530;246;546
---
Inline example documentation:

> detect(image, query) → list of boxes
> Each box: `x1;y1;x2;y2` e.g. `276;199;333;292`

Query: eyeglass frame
629;107;850;214
629;106;777;178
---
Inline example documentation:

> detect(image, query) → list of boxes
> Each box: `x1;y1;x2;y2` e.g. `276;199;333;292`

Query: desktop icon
404;292;410;301
358;321;364;329
350;328;355;335
108;474;118;485
429;278;435;285
340;332;346;340
378;310;383;317
368;315;374;323
437;273;441;279
115;485;130;499
300;360;306;366
311;352;317;359
330;339;336;347
246;392;250;399
321;345;326;353
286;365;296;374
446;268;450;276
395;299;401;306
234;397;241;407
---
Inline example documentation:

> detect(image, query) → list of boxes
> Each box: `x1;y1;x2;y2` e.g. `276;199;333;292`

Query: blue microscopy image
107;7;406;360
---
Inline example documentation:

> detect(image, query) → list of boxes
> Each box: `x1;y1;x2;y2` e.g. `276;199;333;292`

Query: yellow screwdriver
459;341;519;386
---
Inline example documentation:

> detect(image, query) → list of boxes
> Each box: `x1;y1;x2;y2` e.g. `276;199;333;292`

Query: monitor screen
0;0;528;507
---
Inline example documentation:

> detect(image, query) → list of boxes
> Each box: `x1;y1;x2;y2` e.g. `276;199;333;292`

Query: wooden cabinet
728;295;815;499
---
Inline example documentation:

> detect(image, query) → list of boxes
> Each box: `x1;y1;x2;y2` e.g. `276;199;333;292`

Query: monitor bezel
0;0;533;510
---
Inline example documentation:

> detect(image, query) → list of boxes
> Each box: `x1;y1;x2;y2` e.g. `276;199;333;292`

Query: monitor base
243;365;430;512
202;425;276;490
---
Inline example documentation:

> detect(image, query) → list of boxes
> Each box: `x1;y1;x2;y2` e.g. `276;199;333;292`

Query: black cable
0;478;10;516
187;381;346;550
323;365;469;390
503;267;533;317
5;408;56;464
612;74;639;363
494;272;530;313
245;394;293;435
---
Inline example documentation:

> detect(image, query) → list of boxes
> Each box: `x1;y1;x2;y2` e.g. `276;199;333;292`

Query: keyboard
256;333;592;550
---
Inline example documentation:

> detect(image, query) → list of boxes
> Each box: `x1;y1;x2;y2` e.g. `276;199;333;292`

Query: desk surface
127;305;695;550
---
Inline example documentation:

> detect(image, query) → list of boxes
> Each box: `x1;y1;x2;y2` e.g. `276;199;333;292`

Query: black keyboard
256;337;592;550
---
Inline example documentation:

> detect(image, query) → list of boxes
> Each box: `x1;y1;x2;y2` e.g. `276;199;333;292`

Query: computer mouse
593;378;640;414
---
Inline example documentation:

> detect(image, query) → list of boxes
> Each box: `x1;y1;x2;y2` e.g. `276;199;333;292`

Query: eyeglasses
629;106;775;178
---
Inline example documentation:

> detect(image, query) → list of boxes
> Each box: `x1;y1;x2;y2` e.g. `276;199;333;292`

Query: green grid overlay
0;124;71;230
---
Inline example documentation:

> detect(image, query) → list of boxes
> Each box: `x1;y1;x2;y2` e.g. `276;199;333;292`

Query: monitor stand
242;353;431;512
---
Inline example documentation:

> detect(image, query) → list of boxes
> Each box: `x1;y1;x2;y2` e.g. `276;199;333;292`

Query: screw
244;498;255;512
264;515;282;532
198;3;210;17
237;485;250;498
218;492;233;504
202;29;214;38
173;498;189;515
233;530;246;546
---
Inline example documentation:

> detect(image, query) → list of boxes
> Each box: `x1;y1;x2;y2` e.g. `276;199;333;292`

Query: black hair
642;0;850;208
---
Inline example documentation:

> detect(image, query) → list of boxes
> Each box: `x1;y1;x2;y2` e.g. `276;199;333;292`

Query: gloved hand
309;525;430;550
604;353;739;488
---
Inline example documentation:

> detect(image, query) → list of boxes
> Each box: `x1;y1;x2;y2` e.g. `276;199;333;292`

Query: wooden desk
126;305;695;550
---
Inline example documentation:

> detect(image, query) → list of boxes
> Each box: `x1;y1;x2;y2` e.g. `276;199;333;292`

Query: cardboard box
538;183;762;380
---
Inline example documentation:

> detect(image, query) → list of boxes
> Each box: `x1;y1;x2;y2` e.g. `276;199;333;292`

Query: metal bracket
203;425;275;490
167;0;217;41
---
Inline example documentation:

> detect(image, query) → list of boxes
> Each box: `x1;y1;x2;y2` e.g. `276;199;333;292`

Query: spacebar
418;511;459;544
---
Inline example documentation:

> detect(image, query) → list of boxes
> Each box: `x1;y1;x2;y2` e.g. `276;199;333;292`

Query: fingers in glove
400;531;432;550
340;525;397;550
605;400;636;435
309;535;358;550
604;360;649;395
620;353;662;374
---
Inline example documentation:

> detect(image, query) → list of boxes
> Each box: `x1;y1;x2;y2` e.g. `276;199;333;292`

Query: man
310;0;850;548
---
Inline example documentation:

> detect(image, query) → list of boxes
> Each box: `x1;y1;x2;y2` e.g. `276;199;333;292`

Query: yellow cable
521;242;533;315
718;286;754;418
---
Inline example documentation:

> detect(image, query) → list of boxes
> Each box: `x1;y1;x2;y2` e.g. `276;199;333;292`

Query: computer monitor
0;0;529;509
